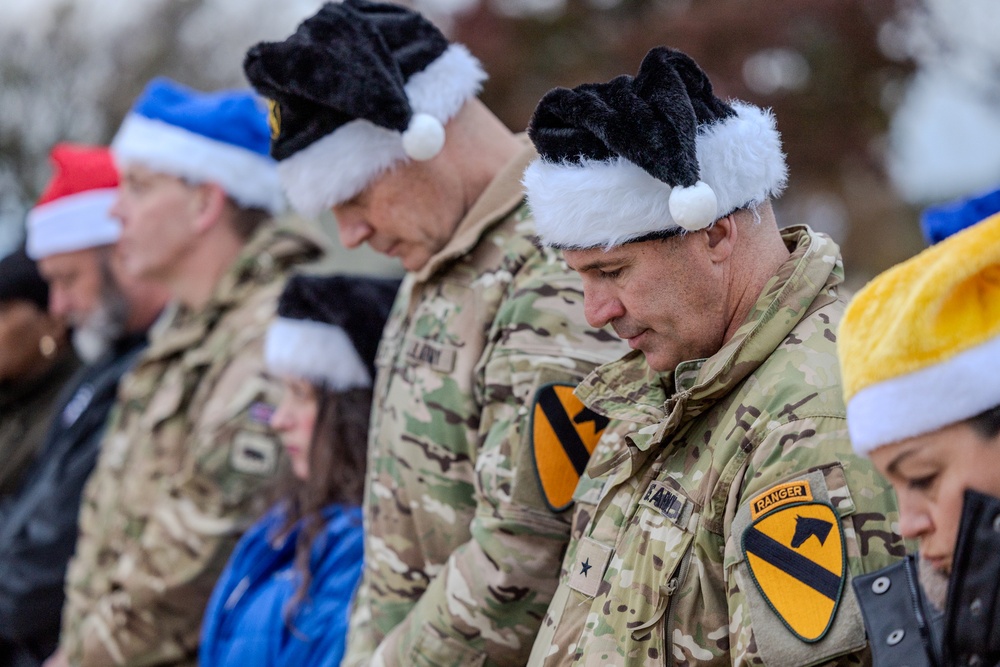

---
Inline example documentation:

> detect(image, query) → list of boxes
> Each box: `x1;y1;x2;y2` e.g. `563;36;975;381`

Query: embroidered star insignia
580;558;592;577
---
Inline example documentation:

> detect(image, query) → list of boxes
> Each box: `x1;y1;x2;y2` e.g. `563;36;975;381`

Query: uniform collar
204;220;326;310
411;137;537;285
579;225;843;441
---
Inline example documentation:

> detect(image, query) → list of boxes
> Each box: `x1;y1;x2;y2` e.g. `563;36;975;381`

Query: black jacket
855;489;1000;667
0;333;147;667
0;351;80;497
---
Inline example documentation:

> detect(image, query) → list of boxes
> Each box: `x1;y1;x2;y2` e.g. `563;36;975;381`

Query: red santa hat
26;144;121;260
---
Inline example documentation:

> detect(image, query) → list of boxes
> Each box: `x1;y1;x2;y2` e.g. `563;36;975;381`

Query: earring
39;334;57;358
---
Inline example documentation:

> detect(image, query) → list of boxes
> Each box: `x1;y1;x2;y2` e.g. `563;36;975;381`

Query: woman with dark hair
200;273;398;667
839;211;1000;666
0;246;78;497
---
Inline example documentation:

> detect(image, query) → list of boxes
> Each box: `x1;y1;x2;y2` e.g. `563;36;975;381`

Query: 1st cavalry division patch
532;383;610;511
741;500;845;642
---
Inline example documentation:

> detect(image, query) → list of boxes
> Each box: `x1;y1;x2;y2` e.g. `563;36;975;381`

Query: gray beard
918;553;950;612
71;283;129;364
72;324;113;364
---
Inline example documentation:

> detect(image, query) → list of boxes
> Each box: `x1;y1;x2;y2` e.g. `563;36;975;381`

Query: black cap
0;245;49;311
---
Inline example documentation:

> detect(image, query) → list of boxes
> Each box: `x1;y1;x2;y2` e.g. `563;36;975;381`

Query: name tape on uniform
639;481;692;530
405;336;457;374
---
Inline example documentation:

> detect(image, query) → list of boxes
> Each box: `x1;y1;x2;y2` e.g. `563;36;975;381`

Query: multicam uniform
343;144;627;667
59;224;323;667
528;227;906;667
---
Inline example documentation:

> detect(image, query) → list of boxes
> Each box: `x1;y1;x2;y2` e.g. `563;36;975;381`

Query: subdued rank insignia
266;98;281;140
532;383;610;511
230;432;278;476
568;536;613;597
742;501;845;642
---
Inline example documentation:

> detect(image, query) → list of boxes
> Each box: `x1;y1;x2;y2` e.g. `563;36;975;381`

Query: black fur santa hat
264;273;400;390
523;46;788;249
244;0;486;218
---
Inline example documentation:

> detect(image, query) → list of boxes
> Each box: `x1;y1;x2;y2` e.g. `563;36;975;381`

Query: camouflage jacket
59;224;323;667
527;226;905;667
343;143;628;667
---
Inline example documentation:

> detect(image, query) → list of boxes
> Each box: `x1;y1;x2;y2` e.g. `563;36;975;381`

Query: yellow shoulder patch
532;383;609;511
742;501;845;642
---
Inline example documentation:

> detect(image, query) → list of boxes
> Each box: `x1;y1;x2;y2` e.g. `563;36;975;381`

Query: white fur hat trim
26;189;121;259
264;317;371;391
276;44;486;218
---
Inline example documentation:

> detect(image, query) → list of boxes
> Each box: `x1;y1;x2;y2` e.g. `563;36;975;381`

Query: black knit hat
264;273;400;389
244;0;486;218
0;245;49;311
523;46;788;249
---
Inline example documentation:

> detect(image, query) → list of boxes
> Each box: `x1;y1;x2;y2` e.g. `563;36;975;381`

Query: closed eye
907;474;937;491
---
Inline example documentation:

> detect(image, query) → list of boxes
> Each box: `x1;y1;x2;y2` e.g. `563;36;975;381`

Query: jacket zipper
903;554;941;667
663;545;695;667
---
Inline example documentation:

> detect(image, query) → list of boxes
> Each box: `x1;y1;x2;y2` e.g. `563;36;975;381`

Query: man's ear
703;214;737;264
190;182;228;234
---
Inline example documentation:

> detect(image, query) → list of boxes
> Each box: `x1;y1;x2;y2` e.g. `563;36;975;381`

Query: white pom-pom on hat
402;112;446;161
668;180;718;231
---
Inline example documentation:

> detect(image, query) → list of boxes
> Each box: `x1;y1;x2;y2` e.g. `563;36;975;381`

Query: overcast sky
884;0;1000;203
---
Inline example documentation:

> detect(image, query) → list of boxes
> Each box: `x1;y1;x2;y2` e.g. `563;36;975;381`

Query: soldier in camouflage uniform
52;79;322;667
243;2;627;665
520;47;905;666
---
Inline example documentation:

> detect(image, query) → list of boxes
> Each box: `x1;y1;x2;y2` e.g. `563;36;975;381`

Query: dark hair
969;404;1000;440
178;178;271;241
279;384;372;626
0;246;49;310
228;203;271;241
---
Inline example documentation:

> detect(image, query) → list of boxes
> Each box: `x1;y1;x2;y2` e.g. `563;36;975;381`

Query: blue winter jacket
199;503;363;667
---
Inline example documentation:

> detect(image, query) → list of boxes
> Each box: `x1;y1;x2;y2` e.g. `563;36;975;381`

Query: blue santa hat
111;77;285;213
920;186;1000;245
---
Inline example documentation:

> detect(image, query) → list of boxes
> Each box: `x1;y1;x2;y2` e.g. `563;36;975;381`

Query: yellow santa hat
839;211;1000;454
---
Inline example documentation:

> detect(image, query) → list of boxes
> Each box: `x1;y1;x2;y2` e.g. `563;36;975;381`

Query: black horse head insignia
791;515;833;548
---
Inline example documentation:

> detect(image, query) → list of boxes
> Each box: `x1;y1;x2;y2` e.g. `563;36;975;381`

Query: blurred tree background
2;0;998;285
